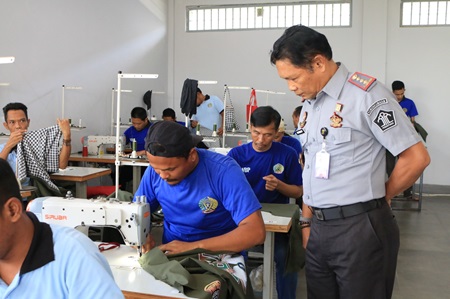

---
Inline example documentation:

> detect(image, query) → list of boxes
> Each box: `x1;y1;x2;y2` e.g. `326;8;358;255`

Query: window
401;1;450;26
187;2;352;32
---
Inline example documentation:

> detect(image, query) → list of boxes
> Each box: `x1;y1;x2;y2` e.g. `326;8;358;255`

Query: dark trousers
305;200;400;299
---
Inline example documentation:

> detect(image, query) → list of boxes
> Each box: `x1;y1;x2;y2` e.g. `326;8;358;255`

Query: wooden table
100;244;195;299
261;203;296;299
50;167;111;198
69;154;148;193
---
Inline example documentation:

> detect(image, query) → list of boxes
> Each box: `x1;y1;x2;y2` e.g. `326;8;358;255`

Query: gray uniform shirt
299;64;421;208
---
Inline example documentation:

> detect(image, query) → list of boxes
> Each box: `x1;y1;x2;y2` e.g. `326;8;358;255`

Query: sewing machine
27;196;151;253
84;135;125;155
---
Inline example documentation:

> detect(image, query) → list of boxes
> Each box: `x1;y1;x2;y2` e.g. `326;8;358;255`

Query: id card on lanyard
315;127;330;179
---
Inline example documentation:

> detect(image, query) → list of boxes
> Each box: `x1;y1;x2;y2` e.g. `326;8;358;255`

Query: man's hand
57;118;71;138
141;234;156;254
5;130;27;149
158;240;198;255
217;126;224;136
263;174;279;191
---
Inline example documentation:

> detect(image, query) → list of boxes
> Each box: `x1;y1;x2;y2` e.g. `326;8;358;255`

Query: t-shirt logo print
273;163;284;174
199;197;219;214
374;110;397;132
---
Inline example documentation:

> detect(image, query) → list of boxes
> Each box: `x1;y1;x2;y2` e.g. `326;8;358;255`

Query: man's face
147;149;196;185
3;110;30;133
196;92;204;106
275;58;322;100
251;123;277;152
393;88;405;102
131;117;148;132
162;116;175;122
292;113;300;128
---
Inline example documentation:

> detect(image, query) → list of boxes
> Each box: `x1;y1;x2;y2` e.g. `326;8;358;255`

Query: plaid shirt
17;125;62;192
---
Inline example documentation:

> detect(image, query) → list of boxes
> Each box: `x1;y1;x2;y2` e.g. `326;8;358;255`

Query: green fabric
139;248;253;299
414;121;428;142
30;175;64;198
261;203;305;273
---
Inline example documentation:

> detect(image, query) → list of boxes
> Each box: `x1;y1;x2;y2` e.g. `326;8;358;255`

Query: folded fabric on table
139;248;253;299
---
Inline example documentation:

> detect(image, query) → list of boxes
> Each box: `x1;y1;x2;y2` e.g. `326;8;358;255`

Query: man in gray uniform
270;25;430;299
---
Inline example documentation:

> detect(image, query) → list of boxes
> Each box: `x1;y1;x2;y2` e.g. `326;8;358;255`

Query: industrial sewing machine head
27;196;151;255
84;135;126;155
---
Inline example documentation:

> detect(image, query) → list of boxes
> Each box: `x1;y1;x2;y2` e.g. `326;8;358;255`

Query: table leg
132;166;141;193
76;181;87;198
263;231;275;299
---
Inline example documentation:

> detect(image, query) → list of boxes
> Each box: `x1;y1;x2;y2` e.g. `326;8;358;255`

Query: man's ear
3;122;8;131
4;198;23;223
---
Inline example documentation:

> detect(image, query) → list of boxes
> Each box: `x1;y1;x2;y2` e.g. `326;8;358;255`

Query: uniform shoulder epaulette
348;72;377;91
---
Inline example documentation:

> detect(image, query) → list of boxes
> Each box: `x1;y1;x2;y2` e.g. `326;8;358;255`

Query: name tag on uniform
315;148;330;179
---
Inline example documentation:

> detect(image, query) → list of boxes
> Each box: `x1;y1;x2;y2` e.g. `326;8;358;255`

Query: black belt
312;198;384;221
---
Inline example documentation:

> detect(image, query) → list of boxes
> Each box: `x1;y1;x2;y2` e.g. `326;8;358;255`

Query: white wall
1;0;448;186
0;0;169;152
169;0;450;186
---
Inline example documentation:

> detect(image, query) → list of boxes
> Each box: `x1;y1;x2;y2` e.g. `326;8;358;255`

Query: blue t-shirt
123;123;150;151
398;97;418;118
0;213;123;299
0;143;17;174
228;142;303;204
134;149;261;244
281;135;302;157
192;95;224;131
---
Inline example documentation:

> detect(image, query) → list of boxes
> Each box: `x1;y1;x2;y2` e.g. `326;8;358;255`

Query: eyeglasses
147;142;167;156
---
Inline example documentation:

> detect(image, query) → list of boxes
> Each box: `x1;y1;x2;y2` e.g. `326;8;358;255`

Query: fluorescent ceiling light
0;57;15;64
198;80;218;84
0;83;10;86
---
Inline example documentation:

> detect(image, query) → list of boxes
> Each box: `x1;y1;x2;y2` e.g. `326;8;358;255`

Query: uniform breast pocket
329;127;353;163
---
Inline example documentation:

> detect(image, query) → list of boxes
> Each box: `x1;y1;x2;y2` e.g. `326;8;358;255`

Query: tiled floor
153;195;450;298
288;196;450;299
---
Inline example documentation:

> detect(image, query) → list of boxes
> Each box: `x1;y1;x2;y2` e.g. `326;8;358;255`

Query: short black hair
162;108;176;119
270;25;333;69
250;106;281;131
0;159;21;210
3;102;28;121
392;80;405;91
131;107;148;120
293;106;303;117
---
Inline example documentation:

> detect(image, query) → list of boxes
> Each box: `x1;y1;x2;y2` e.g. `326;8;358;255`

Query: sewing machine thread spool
196;124;201;136
82;145;88;157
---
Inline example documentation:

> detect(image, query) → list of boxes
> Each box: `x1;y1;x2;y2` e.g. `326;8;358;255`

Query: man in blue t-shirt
388;81;420;198
115;107;150;189
0;159;124;299
134;121;265;256
190;88;224;135
228;106;303;299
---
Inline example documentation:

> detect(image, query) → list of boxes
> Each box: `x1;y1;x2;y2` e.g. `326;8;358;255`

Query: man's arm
0;130;26;160
263;174;303;198
301;202;313;249
218;111;224;135
157;210;265;255
57;119;71;169
385;141;430;203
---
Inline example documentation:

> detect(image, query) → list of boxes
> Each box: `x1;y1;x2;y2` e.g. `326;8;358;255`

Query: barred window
402;1;450;26
187;2;351;32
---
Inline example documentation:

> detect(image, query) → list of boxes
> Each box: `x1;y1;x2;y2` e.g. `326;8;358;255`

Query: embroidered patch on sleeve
373;110;397;132
366;98;388;115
